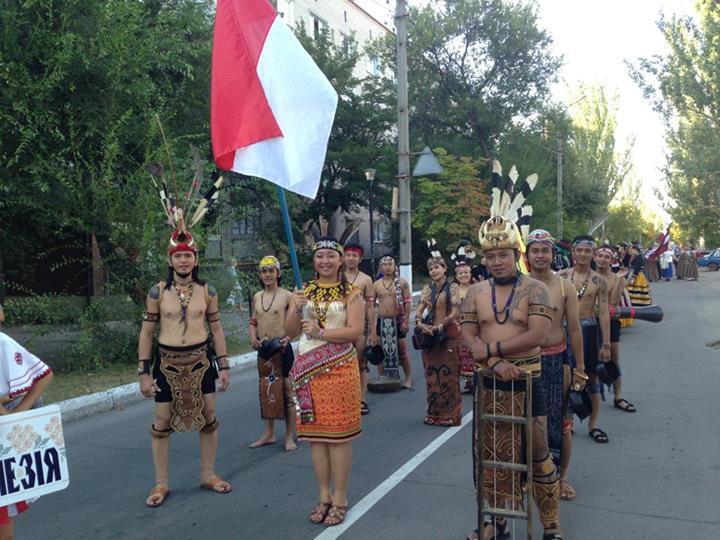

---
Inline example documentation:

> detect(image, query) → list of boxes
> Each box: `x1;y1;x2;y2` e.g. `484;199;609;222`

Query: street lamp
365;168;376;276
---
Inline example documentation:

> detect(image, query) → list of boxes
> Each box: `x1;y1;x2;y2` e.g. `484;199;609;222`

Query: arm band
206;311;221;323
485;343;491;360
141;312;159;323
249;318;258;327
528;303;553;321
138;360;151;375
460;312;478;325
496;341;503;358
216;355;230;370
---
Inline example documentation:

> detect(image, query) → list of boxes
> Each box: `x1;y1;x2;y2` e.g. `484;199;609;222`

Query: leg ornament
150;424;172;438
532;454;561;532
200;418;220;434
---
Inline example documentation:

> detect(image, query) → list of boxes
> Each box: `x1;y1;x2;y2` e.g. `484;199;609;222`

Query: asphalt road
17;271;720;539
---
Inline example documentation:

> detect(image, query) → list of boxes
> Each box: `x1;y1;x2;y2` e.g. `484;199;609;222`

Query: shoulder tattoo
149;285;160;300
207;284;218;297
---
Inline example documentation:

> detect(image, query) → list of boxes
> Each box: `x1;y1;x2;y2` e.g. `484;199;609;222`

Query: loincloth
153;341;216;432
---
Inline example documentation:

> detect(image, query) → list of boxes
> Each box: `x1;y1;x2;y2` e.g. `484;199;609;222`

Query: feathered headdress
426;238;446;268
450;245;472;269
146;127;224;256
304;217;361;254
479;160;538;252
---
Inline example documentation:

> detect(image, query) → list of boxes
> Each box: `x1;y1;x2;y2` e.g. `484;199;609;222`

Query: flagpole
276;186;304;290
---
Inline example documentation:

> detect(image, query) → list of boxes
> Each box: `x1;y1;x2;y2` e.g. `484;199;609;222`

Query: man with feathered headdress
460;161;563;539
138;157;232;507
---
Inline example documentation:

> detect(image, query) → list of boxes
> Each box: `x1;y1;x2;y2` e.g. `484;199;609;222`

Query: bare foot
249;434;277;448
285;438;298;452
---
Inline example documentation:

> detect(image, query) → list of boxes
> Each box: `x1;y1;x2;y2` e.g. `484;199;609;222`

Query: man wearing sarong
0;332;53;538
138;224;231;507
343;244;377;414
461;218;563;540
560;235;611;444
373;255;412;389
526;230;587;502
595;246;636;414
249;255;296;451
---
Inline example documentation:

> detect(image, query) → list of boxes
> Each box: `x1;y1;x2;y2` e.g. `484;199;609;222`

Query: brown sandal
324;504;348;526
145;485;169;507
200;475;232;494
309;502;332;524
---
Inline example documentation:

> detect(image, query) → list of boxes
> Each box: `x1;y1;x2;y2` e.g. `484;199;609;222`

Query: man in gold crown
138;169;232;507
461;198;562;537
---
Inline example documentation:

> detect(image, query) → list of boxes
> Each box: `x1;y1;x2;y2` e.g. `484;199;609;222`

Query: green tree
412;148;489;259
630;0;720;246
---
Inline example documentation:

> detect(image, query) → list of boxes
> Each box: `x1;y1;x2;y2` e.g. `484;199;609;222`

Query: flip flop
145;485;169;508
323;504;348;526
201;475;232;494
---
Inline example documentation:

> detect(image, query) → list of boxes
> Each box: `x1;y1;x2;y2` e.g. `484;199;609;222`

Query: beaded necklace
491;275;520;324
174;282;194;334
304;280;354;328
570;269;590;299
260;290;276;312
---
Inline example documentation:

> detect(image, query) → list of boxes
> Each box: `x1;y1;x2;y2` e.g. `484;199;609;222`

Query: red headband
344;246;363;256
168;229;198;255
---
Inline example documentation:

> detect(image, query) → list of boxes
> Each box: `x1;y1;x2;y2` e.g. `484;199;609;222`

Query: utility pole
557;134;563;239
395;0;412;291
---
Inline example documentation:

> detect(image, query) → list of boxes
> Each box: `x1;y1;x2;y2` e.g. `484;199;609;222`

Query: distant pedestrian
660;250;674;281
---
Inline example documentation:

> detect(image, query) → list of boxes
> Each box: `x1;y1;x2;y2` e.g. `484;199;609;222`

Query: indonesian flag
646;224;671;260
211;0;338;199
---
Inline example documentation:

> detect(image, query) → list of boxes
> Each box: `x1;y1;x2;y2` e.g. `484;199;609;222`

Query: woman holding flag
285;237;364;527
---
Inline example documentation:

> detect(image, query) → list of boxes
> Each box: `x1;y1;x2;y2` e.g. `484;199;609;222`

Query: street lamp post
365;168;376;276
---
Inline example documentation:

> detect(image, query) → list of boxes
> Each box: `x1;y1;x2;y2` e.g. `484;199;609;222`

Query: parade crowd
0;162;690;540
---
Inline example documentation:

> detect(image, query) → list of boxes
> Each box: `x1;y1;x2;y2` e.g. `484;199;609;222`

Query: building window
368;55;380;76
232;215;256;236
373;221;387;243
311;13;327;39
341;34;355;57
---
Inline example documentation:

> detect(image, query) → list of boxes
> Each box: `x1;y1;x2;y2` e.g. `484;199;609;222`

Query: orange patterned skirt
296;357;362;443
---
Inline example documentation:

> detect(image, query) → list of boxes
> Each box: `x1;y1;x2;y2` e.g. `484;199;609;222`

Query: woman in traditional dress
686;247;700;281
0;332;53;538
452;248;475;393
285;237;364;527
415;244;461;426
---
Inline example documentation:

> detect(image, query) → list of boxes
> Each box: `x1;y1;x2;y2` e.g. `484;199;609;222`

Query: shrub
3;296;84;325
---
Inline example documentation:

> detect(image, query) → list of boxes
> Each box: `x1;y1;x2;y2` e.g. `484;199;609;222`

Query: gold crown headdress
146;121;224;256
478;160;538;252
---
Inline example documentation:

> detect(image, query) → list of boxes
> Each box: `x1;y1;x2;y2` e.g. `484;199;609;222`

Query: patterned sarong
379;316;400;379
459;344;475;378
422;338;461;426
627;271;652;306
258;349;286;420
541;344;566;466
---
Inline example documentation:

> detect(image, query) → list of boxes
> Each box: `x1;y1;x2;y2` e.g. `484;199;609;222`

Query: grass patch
44;339;253;404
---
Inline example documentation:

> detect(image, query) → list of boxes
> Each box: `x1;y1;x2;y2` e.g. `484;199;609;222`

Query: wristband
318;329;325;340
485;343;491;360
496;341;503;358
572;368;589;381
601;343;610;350
137;360;150;376
488;358;502;371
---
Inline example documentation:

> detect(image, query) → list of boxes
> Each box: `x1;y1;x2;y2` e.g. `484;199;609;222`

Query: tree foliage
630;0;720;246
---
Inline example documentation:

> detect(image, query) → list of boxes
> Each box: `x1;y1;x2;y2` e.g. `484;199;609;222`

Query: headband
258;255;280;271
313;239;344;254
168;230;198;255
427;257;447;269
380;255;396;264
572;239;596;249
526;229;556;249
344;245;363;256
596;246;614;257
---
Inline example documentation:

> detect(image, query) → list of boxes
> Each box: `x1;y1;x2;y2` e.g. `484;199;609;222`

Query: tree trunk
91;232;105;297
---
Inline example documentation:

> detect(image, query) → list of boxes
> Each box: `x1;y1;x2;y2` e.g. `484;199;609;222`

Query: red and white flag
211;0;338;199
646;224;672;260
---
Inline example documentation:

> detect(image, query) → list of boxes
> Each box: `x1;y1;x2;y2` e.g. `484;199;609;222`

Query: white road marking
313;411;473;540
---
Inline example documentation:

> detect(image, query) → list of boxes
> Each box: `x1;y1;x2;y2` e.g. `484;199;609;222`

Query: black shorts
376;316;407;339
580;320;600;376
610;318;621;343
481;375;547;417
280;345;295;378
153;342;217;403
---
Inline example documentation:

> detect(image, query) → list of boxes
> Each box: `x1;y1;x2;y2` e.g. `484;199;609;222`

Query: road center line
314;410;473;540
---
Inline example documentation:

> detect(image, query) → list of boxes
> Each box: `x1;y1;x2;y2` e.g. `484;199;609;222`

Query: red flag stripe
211;0;283;171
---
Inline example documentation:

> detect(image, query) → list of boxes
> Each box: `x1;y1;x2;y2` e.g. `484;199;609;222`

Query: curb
58;292;423;422
57;350;260;423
